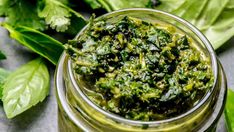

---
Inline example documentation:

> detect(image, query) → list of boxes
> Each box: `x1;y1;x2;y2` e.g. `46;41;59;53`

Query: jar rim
66;8;218;125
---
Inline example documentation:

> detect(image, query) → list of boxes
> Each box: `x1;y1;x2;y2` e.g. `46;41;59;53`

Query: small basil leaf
2;58;50;118
0;68;11;100
1;23;64;65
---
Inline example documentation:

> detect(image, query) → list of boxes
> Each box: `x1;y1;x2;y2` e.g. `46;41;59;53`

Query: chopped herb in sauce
66;16;214;121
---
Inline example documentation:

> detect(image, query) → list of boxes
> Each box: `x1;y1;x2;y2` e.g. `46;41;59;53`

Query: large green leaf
195;0;229;30
0;68;10;99
203;8;234;49
1;23;64;65
225;89;234;132
176;0;208;24
157;0;234;50
2;58;50;118
156;0;186;13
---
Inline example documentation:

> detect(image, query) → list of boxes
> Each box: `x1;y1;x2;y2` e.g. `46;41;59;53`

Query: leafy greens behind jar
83;0;234;49
1;0;233;66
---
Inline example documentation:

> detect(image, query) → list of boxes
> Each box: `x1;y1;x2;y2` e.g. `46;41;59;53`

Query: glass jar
55;8;227;132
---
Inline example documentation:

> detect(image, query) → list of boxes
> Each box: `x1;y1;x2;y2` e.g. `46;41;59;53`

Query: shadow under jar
55;8;227;132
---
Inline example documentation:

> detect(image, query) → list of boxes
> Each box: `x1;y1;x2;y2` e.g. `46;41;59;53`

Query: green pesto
66;16;214;121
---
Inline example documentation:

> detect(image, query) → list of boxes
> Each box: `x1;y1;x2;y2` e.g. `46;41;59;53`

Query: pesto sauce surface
66;16;214;121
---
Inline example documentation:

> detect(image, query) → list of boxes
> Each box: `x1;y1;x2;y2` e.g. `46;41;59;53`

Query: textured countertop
0;15;233;131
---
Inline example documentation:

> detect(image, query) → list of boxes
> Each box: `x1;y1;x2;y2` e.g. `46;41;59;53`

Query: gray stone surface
0;18;233;132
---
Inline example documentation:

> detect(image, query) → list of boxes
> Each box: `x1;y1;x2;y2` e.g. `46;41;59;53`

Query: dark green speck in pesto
66;16;214;121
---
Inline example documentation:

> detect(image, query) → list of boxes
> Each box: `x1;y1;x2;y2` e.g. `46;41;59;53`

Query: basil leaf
1;23;64;65
225;89;234;132
0;50;6;60
2;58;50;118
0;68;11;100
